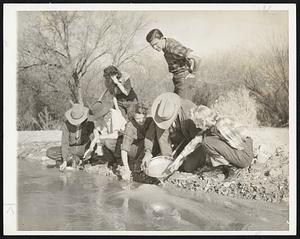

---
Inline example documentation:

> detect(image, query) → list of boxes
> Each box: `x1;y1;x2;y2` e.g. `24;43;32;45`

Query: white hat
65;104;89;125
151;92;181;129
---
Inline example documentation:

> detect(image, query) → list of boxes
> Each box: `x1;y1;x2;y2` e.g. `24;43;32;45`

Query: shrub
17;111;38;131
244;34;288;127
32;107;62;130
17;107;61;131
211;87;258;127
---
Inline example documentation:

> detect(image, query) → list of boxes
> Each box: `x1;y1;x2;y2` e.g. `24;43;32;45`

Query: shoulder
86;121;95;130
144;117;153;130
124;121;137;136
216;116;236;128
166;38;181;46
165;38;186;51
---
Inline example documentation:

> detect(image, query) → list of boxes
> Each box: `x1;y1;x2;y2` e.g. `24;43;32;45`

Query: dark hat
89;100;113;127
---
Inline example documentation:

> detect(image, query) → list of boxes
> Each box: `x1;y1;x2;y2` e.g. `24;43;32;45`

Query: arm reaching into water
84;128;100;160
121;150;132;181
59;122;69;171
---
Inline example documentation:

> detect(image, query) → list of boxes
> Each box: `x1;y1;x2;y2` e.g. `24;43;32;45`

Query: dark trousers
202;136;254;168
173;139;206;173
153;131;206;173
172;71;196;101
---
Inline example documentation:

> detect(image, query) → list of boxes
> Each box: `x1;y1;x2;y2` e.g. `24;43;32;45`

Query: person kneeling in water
168;105;254;180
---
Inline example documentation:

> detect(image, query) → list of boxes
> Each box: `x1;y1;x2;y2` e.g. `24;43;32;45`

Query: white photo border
3;3;297;235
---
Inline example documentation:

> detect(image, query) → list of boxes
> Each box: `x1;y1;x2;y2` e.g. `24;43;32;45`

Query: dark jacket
61;120;94;161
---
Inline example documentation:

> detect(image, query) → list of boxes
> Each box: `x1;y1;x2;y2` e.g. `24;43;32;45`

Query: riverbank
17;127;289;204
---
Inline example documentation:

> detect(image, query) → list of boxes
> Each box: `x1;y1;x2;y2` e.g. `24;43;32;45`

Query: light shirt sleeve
111;109;127;133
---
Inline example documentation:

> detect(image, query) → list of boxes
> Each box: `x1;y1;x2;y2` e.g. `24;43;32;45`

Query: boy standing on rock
146;29;201;101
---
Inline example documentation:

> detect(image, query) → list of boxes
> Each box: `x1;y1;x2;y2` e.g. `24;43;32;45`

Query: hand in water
123;170;132;181
119;166;132;181
59;161;67;172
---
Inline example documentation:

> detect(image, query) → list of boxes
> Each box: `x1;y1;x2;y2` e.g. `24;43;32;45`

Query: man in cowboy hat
46;103;94;171
141;92;206;174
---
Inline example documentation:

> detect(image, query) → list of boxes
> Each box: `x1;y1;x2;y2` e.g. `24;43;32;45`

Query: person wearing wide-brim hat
83;98;127;164
141;92;206;175
46;103;95;171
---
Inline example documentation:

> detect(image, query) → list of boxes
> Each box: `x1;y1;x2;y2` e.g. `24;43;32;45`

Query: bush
17;107;61;131
211;87;258;127
244;34;288;127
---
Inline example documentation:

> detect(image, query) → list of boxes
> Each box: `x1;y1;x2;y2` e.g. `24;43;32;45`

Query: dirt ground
17;127;289;204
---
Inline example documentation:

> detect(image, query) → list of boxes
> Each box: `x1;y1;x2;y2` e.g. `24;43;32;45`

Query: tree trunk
71;71;83;105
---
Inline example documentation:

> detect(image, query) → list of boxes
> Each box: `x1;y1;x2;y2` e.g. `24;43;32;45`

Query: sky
137;11;288;56
17;10;288;58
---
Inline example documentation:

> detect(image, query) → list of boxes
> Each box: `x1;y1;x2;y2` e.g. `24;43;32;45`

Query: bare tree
244;33;288;126
18;11;147;105
17;11;148;130
109;13;148;67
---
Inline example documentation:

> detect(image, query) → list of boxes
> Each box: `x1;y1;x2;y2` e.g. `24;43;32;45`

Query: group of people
46;29;254;183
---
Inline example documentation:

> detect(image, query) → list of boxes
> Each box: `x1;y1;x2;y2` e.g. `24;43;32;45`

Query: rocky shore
17;127;289;204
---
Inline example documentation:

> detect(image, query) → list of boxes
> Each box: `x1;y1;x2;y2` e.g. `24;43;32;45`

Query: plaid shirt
163;38;192;74
210;117;247;150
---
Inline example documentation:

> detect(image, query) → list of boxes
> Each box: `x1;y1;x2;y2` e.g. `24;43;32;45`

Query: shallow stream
18;159;289;231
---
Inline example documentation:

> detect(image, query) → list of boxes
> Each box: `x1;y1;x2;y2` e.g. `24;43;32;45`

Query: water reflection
18;159;288;231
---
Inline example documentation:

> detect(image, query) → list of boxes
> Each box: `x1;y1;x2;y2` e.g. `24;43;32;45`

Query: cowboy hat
89;100;112;128
65;104;89;126
151;92;181;129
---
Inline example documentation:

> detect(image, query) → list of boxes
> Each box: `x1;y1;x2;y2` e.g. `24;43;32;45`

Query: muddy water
18;159;289;231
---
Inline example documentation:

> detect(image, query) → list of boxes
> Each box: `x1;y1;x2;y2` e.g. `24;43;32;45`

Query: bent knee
202;136;220;150
235;157;252;168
